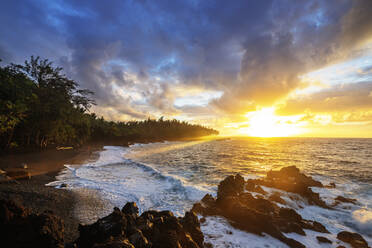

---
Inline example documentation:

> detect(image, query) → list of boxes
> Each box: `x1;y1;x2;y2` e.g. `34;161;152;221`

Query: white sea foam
200;216;288;248
47;145;211;217
285;230;352;248
47;140;372;247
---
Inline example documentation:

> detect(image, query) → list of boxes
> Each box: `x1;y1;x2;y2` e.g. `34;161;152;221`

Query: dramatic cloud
216;0;372;110
279;82;372;114
1;0;372;134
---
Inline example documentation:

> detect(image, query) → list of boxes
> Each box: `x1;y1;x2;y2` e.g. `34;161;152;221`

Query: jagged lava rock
122;202;139;215
217;174;245;200
0;199;64;248
316;236;332;244
337;231;370;248
254;166;330;208
334;196;357;205
92;237;135;248
76;202;205;248
191;168;340;248
268;192;286;205
245;179;267;195
77;207;128;248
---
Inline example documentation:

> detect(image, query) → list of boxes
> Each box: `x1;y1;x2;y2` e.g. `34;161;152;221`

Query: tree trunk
7;127;15;148
35;130;40;146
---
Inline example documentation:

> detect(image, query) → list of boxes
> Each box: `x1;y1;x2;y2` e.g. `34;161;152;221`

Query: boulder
122;202;139;215
128;229;149;248
77;207;127;248
301;220;329;234
317;236;332;244
0;199;64;248
180;211;204;248
334;196;357;205
337;231;370;248
246;180;267;194
278;208;302;222
92;237;135;248
191;168;340;248
201;194;215;206
326;182;336;188
76;202;204;248
254;166;329;208
217;174;245;200
269;192;286;205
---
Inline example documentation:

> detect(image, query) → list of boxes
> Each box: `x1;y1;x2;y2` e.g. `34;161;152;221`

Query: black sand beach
0;145;103;243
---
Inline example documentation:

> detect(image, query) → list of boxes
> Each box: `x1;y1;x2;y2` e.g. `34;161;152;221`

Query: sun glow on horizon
239;108;304;137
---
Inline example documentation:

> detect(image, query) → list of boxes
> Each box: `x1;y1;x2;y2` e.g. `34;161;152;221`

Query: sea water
47;138;372;247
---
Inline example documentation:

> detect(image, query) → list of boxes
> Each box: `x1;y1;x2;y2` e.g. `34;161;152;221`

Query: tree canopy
0;57;218;152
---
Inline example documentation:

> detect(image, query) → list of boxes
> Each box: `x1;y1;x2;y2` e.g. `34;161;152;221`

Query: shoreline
1;140;371;247
0;143;104;179
0;144;105;243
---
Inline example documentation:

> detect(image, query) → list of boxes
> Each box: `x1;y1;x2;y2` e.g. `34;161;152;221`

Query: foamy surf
47;140;372;247
47;145;211;219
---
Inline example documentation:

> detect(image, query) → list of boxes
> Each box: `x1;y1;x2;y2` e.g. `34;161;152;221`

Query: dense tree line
0;57;218;152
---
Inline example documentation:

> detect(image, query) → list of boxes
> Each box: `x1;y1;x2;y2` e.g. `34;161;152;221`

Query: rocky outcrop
0;199;64;248
192;166;370;248
1;167;370;248
77;202;205;248
251;166;329;208
317;236;332;244
334;196;357;205
337;231;370;248
194;173;319;248
1;199;204;248
268;192;286;204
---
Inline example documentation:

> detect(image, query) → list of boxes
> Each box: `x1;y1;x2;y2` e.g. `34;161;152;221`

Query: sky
1;0;372;137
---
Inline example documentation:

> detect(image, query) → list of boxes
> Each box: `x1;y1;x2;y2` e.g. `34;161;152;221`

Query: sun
239;107;303;137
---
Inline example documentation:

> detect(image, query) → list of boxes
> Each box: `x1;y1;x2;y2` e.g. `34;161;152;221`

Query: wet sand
0;144;102;179
0;144;104;243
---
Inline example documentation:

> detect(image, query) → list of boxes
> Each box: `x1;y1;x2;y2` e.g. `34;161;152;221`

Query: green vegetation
0;57;218;152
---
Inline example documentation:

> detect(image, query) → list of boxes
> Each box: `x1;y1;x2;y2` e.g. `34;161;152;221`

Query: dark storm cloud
1;0;372;119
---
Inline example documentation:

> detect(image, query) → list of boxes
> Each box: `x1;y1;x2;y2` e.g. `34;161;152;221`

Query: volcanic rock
77;207;127;248
122;202;139;215
217;174;245;200
254;166;329;208
334;196;357;205
269;192;286;205
0;199;64;248
76;203;205;248
278;208;302;222
180;211;204;248
246;179;267;195
326;182;336;188
317;236;332;244
191;167;340;248
128;229;149;247
337;231;370;248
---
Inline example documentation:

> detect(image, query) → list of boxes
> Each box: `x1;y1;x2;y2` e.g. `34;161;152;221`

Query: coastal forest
0;57;218;152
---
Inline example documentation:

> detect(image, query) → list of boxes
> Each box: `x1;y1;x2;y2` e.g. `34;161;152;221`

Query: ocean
47;137;372;247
